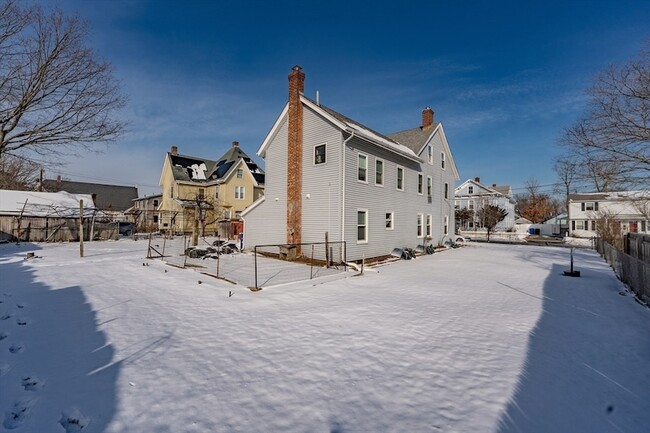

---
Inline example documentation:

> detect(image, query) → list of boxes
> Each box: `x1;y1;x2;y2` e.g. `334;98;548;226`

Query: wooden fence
0;215;120;242
597;234;649;304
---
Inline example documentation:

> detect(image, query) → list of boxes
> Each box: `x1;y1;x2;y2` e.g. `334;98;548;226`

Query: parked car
211;240;239;254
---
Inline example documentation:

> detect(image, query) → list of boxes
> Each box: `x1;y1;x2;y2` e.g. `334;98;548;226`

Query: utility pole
79;199;84;257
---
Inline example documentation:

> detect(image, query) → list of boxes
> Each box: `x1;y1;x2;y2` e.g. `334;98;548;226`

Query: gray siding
243;119;289;248
300;106;343;245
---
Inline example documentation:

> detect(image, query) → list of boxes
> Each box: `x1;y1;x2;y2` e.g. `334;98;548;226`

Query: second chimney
171;146;178;155
422;107;434;129
232;141;239;148
474;177;481;183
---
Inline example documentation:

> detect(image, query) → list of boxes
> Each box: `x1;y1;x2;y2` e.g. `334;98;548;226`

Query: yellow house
158;141;265;237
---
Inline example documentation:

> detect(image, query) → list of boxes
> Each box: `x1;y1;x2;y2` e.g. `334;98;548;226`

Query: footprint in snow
21;376;44;391
16;317;29;326
1;314;11;320
0;331;8;341
16;303;25;309
3;400;32;430
59;408;89;432
8;343;24;354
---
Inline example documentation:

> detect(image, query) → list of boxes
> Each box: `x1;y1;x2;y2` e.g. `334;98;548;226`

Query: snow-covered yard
0;240;648;432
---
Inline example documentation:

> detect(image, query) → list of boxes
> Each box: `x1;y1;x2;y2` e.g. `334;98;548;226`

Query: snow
1;240;648;432
0;190;95;217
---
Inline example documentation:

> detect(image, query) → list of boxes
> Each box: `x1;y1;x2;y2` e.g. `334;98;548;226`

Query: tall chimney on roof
232;140;239;148
422;107;434;129
287;65;305;248
171;146;178;155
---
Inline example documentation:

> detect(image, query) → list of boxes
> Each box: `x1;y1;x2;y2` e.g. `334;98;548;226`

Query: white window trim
375;158;384;187
396;166;404;191
426;214;432;237
235;185;245;200
427;176;432;198
444;182;449;199
427;145;433;164
441;151;446;170
444;215;449;235
357;209;369;244
417;213;424;238
314;143;327;165
385;211;394;230
358;153;368;183
417;173;423;195
236;168;244;179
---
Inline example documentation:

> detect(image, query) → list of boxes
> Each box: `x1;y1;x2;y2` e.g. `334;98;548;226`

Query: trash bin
529;228;535;235
535;228;541;235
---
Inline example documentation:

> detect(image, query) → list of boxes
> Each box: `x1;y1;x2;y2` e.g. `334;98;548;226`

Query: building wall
219;161;262;218
243;118;289;248
568;197;650;236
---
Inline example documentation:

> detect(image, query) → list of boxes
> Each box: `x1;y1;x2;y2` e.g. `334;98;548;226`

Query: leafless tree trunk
0;153;39;189
0;0;126;160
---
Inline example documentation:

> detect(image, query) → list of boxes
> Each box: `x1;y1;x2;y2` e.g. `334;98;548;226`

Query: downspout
340;130;356;244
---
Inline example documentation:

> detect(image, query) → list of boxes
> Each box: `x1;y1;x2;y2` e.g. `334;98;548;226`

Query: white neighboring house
568;191;650;237
454;177;516;231
242;66;460;261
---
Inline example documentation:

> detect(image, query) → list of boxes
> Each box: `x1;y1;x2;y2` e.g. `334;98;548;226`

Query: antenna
316;90;320;105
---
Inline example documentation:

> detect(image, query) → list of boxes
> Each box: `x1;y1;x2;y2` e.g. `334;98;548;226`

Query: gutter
341;130;356;244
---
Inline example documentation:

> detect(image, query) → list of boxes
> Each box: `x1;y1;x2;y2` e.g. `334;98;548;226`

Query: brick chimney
422;107;434;129
170;146;178;155
474;177;480;183
287;65;305;248
232;141;239;148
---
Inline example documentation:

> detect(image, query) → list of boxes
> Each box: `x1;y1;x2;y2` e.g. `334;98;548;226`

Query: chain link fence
596;238;649;304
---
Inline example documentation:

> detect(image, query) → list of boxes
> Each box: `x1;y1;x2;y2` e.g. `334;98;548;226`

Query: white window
417;213;424;238
468;185;474;194
235;186;245;200
469;201;474;210
236;168;243;179
584;202;597;211
418;174;423;195
358;154;367;182
427;145;433;164
444;215;449;235
427;176;432;197
315;144;326;165
385;212;394;230
375;159;384;186
444;183;449;199
576;220;585;230
357;210;368;243
441;152;446;169
396;166;404;191
426;214;432;237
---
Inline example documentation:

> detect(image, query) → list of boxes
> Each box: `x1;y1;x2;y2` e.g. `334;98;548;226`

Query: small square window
236;168;243;178
468;186;474;194
315;144;326;165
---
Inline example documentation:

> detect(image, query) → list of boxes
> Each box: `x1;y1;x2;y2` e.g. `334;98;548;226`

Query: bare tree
0;0;126;160
554;156;579;213
0;154;39;190
455;207;474;231
475;204;508;242
560;42;650;189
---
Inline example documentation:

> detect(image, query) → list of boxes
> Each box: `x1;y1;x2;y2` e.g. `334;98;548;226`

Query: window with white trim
396;166;404;190
236;168;243;178
375;159;384;186
418;174;423;195
427;145;433;164
444;183;449;199
357;210;368;243
427;176;432;197
315;144;326;165
235;186;245;200
358;154;367;182
444;215;449;235
426;214;432;237
468;185;474;194
417;213;423;238
385;212;394;230
441;152;446;169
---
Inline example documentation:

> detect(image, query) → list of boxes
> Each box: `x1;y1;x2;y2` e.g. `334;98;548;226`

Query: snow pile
0;241;648;432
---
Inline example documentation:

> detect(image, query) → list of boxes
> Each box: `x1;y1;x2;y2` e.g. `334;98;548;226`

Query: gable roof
258;96;421;163
386;125;440;155
455;179;512;198
166;145;265;186
42;179;138;211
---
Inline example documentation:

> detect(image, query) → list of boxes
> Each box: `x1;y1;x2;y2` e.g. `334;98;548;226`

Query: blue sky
39;0;650;197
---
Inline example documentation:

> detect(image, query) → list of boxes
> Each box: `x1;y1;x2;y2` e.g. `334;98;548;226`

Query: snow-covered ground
0;240;648;432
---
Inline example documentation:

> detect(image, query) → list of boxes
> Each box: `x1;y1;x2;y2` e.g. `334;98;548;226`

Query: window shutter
594;202;599;211
581;203;585;211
